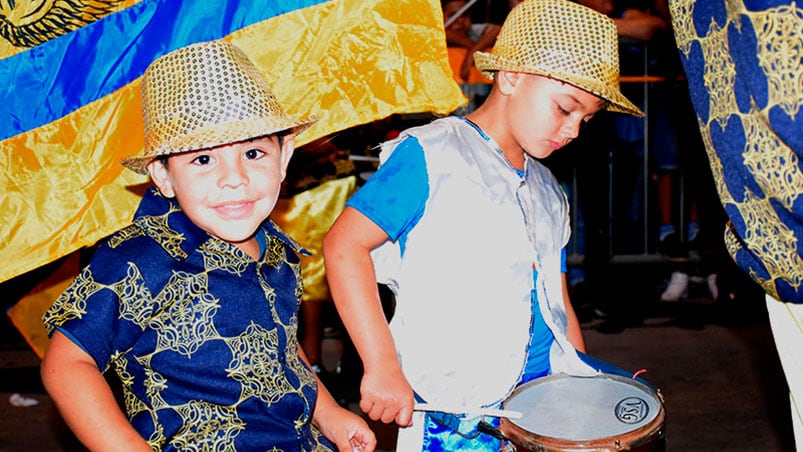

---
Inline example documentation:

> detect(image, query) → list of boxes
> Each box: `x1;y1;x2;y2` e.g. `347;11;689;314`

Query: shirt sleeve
346;136;429;243
43;249;146;371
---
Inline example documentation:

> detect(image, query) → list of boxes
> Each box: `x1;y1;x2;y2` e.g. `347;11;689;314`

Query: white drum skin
498;373;666;451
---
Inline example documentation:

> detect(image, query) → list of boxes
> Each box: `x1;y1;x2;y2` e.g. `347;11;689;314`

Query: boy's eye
192;154;211;165
244;148;265;160
556;104;570;116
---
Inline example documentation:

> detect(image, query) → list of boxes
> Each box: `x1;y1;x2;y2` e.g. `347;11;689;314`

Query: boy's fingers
350;430;376;452
396;403;413;427
379;405;398;424
333;436;352;452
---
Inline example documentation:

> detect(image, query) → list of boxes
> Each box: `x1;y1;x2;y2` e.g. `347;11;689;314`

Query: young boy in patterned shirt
40;40;375;452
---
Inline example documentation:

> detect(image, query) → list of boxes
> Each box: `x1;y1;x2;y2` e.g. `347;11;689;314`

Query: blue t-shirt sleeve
561;247;567;273
346;136;428;242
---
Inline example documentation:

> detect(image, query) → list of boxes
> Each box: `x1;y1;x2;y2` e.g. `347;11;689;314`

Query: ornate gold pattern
263;233;288;269
148;271;221;357
111;263;154;329
42;265;99;333
226;322;297;404
671;0;696;55
108;225;145;249
670;0;803;299
739;190;803;293
700;21;738;129
0;0;122;48
741;107;803;210
752;4;803;117
170;400;245;451
199;239;250;275
138;208;188;259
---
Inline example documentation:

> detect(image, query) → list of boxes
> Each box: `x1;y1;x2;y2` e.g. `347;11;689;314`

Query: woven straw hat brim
121;39;319;175
472;0;643;118
474;52;642;117
121;114;316;175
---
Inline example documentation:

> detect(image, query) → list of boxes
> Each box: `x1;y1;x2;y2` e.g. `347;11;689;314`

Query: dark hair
154;131;290;170
156;154;169;169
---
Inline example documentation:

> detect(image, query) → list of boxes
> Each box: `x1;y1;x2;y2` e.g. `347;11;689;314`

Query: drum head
501;373;665;450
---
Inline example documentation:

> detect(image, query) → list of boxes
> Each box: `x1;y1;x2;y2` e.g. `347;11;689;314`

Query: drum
498;373;665;451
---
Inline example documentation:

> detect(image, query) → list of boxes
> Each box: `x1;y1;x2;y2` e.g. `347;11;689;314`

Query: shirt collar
132;187;306;261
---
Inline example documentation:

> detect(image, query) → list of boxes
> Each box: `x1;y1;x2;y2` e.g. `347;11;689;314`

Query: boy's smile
147;135;294;255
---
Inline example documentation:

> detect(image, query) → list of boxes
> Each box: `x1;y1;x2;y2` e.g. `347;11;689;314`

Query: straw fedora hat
122;40;317;174
474;0;642;116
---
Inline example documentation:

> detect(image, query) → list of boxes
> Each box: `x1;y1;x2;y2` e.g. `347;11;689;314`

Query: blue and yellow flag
1;0;465;355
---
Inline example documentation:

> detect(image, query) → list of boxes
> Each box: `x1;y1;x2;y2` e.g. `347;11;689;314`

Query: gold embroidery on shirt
670;0;803;297
701;21;738;129
148;271;220;357
108;225;145;248
199;239;250;275
170;400;245;451
671;0;697;55
43;265;101;333
263;235;288;269
226;322;297;404
742;107;803;210
139;209;188;259
738;189;802;293
111;263;154;329
752;3;803;117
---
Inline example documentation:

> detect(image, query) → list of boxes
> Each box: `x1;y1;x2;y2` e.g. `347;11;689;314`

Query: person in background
563;0;669;316
40;40;375;452
272;136;357;379
669;1;803;447
323;0;641;449
442;0;494;114
442;0;492;84
576;0;720;305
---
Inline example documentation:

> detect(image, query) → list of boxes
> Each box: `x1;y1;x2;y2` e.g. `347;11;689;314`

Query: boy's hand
315;405;377;452
359;366;414;426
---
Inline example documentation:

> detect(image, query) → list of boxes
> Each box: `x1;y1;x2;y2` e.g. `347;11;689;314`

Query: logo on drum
615;397;649;424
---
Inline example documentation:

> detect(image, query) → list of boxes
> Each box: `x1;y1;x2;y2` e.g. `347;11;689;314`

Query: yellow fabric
271;176;358;303
6;253;81;358
0;0;465;284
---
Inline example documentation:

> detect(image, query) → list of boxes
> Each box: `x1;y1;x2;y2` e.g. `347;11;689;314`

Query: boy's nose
218;159;249;188
561;118;582;140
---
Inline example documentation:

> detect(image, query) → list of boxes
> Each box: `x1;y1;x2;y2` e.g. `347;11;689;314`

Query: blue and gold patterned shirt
670;1;803;303
43;187;333;451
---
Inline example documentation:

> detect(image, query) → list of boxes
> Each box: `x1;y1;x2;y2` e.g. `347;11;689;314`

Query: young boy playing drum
40;40;375;451
323;0;642;449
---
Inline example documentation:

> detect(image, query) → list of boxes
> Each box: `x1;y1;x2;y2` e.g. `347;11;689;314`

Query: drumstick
413;403;523;419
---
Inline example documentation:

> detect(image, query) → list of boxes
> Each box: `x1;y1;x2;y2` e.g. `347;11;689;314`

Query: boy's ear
146;159;176;198
279;135;296;179
496;70;520;96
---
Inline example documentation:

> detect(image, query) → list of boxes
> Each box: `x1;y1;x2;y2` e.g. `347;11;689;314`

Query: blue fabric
0;0;328;140
674;1;803;303
43;187;332;451
422;412;502;451
519;265;555;385
346;136;428;253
